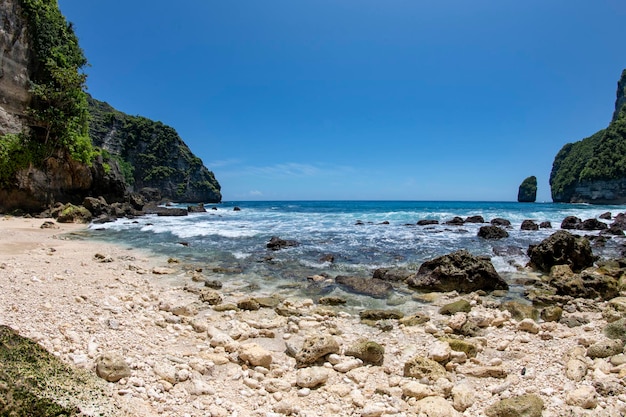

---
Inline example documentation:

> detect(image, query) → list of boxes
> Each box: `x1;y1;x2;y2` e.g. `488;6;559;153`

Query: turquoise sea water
85;201;625;310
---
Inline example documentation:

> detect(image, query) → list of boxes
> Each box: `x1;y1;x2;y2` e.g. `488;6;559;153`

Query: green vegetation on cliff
87;96;221;203
0;0;93;186
517;176;537;202
550;70;626;202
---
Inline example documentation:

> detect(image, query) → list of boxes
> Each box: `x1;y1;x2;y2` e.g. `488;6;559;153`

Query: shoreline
1;215;625;416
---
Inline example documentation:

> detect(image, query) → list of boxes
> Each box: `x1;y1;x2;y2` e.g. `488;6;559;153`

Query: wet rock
439;299;471;315
600;212;612;220
156;207;188;217
580;218;608;231
318;296;346;305
403;356;447;382
539;221;552;229
478;225;509;239
485;394;544;417
335;276;392;299
95;352;131;383
266;236;299;250
204;279;223;289
295;334;340;367
296;367;330;388
465;215;485;223
372;268;414;282
187;203;206;213
344;340;385;366
520;220;539;231
406;250;508;293
527;230;594;273
399;312;431;326
445;216;465;225
586;339;624;359
237;298;261;311
561;216;582;230
417;219;439;226
359;309;403;321
491;218;511;227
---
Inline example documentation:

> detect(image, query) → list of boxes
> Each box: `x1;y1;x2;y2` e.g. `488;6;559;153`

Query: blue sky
58;1;626;202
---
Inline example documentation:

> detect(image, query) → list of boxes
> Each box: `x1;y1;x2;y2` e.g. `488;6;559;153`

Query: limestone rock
478;225;509;239
296;366;330;388
413;396;461;417
604;317;626;342
335;276;392;298
401;381;435;399
517;318;540;334
95;352;131;383
403;356;447;382
586;339;624;359
239;343;273;368
566;359;588;382
344;340;385;366
428;341;451;363
438;299;472;315
451;383;475;412
485;394;544;417
566;385;598;409
199;288;222;305
295;334;340;367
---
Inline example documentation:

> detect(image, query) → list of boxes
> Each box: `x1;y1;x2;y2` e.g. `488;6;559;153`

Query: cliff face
517;176;537;203
88;96;221;203
0;0;30;135
550;70;626;204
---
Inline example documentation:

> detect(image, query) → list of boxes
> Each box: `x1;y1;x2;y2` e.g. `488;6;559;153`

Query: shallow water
82;201;625;312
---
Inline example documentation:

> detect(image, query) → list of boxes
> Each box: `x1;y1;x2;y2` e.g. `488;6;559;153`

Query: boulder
335;276;392;298
520;220;539;231
406;250;508;293
600;212;612;220
83;196;110;216
55;203;92;223
266;236;299;250
417;219;439;226
561;216;582;230
445;216;465;225
295;334;340;367
477;225;509;240
539;221;552;229
527;230;595;272
187;203;206;213
372;268;414;282
359;309;404;320
239;343;273;368
95;352;131;382
464;215;485;223
580;218;608;231
548;269;618;300
403;356;447;381
438;300;472;315
344;340;385;366
491;218;511;227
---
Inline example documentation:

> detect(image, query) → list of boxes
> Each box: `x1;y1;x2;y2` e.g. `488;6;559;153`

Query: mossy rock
485;393;544;417
344;340;385;366
56;204;92;224
399;312;430;326
604;318;626;342
438;299;472;315
0;325;115;416
439;337;478;358
500;301;539;321
403;356;447;381
359;309;404;321
540;306;563;322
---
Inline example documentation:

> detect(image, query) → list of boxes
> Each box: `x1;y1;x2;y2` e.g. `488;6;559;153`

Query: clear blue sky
58;0;626;202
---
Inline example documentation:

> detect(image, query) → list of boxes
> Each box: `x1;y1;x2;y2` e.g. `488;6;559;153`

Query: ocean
83;201;625;311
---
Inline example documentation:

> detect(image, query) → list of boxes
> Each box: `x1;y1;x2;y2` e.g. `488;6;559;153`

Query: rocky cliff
88;96;221;203
0;0;31;135
550;70;626;204
0;0;221;212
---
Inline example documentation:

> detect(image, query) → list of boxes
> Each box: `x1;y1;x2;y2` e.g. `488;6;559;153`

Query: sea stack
518;176;537;203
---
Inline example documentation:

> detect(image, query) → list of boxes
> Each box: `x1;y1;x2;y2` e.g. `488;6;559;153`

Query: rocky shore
1;216;626;416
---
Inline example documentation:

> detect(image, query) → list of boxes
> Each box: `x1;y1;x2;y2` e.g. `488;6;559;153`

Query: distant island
550;70;626;204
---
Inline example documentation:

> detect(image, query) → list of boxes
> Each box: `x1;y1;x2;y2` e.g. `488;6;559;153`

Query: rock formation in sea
550;69;626;204
517;176;537;202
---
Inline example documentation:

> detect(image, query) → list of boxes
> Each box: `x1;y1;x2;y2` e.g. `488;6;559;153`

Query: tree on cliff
518;176;537;203
0;0;93;187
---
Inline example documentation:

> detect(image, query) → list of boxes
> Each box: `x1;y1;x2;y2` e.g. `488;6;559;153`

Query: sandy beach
1;215;625;416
